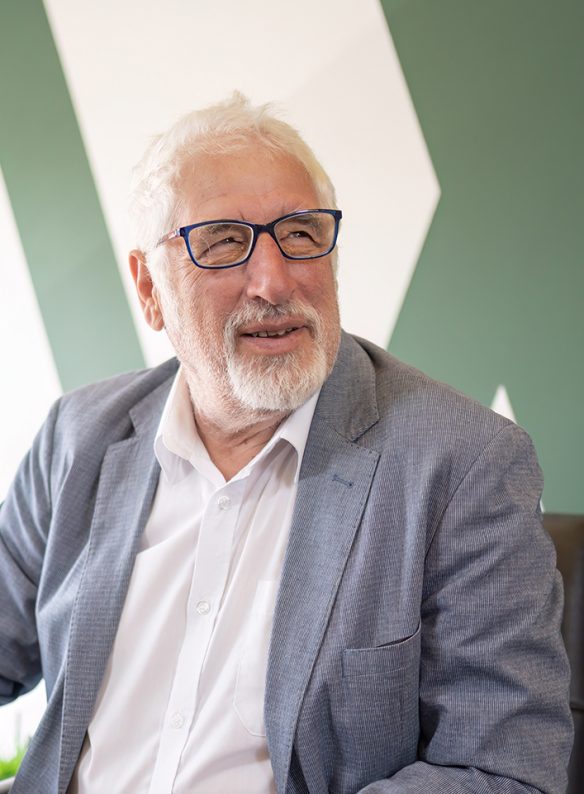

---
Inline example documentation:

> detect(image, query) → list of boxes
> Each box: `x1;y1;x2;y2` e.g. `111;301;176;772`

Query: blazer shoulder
340;335;542;525
52;358;178;454
348;334;517;449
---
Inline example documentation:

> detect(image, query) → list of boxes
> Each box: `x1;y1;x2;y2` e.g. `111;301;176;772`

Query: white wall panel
0;166;61;501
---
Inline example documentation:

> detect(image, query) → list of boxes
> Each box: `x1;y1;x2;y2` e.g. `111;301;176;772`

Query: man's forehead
178;145;308;183
175;147;318;221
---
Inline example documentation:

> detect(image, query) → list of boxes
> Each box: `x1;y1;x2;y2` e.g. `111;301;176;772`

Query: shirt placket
147;477;245;793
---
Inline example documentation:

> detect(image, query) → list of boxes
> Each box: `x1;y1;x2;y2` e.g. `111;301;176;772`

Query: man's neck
193;406;288;481
182;372;289;481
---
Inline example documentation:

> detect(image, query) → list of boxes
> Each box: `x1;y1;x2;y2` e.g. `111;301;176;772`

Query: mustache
224;299;322;338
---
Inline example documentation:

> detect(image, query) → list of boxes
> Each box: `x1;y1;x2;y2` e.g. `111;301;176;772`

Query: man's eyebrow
282;214;320;226
201;222;246;233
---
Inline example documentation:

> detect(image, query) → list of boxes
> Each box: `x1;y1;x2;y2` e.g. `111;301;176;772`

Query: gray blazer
0;333;572;793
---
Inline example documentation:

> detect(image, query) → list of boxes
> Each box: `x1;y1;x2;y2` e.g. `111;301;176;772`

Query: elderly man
0;94;572;793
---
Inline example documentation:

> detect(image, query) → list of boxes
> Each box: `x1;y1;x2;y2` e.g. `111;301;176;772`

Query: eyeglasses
156;209;342;270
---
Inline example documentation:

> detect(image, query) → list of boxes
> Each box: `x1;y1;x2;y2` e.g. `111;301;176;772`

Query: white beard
156;262;340;427
223;300;332;413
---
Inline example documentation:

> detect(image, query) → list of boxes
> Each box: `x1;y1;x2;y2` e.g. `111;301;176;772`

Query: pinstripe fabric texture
0;333;572;793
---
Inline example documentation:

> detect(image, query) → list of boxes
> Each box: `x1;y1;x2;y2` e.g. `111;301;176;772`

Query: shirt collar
154;367;320;485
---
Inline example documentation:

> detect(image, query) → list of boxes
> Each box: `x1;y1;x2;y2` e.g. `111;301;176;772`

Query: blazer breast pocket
328;624;421;772
341;622;421;678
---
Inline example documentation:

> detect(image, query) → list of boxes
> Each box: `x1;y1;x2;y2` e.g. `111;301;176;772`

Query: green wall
382;0;584;512
0;0;582;512
0;1;144;391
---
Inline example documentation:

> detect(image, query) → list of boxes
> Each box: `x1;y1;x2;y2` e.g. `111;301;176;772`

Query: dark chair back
543;513;583;794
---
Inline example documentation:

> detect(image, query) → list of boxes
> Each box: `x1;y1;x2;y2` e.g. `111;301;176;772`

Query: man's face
140;147;341;418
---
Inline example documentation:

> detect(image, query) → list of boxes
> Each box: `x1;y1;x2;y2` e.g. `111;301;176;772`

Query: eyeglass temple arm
156;229;181;248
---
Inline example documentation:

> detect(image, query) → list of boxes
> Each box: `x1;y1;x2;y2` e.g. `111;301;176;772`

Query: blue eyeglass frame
156;208;342;270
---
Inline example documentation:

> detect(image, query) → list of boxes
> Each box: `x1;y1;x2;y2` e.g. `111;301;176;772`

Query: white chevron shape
0;166;61;501
491;384;517;422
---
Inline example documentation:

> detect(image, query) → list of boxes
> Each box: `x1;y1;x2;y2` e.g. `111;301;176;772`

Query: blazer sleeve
359;424;573;794
0;400;60;704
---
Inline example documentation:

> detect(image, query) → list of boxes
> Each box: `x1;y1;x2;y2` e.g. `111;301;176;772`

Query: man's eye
190;225;250;265
284;229;316;242
210;236;244;248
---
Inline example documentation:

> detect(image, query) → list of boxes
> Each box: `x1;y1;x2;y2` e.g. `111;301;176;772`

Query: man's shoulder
59;358;178;410
338;333;515;448
53;358;179;449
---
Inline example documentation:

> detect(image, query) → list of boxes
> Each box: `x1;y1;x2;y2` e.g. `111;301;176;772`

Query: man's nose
244;232;296;305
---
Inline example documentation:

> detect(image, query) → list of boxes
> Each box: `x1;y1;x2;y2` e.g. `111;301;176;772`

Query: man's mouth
246;327;299;339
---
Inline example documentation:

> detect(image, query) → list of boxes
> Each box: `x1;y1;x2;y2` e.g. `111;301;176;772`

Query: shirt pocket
233;579;279;737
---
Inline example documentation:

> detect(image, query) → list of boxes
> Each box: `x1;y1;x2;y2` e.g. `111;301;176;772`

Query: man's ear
129;250;164;331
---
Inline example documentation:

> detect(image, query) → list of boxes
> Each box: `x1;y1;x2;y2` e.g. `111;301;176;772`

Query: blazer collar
128;359;179;438
314;331;380;442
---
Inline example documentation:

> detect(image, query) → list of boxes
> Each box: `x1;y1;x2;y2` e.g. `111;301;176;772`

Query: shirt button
217;495;231;510
170;711;185;729
196;600;210;615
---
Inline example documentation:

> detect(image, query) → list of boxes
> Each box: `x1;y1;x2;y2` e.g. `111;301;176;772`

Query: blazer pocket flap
342;623;421;678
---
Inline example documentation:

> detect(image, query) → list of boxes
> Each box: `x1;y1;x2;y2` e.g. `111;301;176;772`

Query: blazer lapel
58;376;173;792
265;334;381;792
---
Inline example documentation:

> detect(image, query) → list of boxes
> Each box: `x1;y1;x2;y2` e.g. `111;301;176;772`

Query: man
0;94;572;793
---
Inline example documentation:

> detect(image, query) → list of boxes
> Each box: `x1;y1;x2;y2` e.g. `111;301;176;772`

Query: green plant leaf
0;742;28;781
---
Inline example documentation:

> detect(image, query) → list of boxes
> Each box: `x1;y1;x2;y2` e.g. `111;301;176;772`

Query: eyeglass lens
188;211;336;268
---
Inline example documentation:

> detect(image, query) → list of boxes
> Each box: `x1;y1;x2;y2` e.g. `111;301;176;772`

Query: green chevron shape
381;0;584;512
0;1;144;391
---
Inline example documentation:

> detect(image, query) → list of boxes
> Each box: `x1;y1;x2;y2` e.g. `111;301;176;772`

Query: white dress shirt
69;369;319;794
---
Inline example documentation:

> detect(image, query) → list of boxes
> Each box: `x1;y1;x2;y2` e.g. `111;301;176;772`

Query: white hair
129;92;338;256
